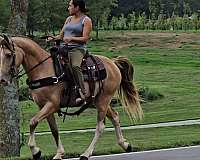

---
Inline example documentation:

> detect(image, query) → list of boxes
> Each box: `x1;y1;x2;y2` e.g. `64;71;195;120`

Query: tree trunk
8;0;29;35
178;0;184;17
95;18;99;40
0;85;20;158
0;0;28;158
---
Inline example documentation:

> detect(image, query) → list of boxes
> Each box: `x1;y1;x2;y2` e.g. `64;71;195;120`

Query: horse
0;35;143;160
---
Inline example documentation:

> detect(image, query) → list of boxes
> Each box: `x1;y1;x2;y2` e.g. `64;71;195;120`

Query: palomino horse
0;35;143;160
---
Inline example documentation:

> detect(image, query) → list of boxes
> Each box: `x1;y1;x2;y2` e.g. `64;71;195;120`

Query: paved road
25;119;200;136
67;145;200;160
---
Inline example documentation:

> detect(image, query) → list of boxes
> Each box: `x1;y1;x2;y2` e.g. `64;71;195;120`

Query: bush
18;87;30;101
139;86;164;102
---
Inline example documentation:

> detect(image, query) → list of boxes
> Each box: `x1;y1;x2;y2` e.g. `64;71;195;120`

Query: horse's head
0;35;18;85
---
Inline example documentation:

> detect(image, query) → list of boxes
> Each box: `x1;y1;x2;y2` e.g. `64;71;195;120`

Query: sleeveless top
63;16;88;47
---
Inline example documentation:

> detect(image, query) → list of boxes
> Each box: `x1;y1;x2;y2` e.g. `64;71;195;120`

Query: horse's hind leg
47;114;65;159
80;96;111;160
106;107;132;152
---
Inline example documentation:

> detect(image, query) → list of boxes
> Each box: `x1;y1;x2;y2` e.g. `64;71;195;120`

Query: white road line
24;119;200;136
65;145;200;160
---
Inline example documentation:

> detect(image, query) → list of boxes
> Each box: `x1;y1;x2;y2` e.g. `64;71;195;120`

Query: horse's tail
113;56;143;120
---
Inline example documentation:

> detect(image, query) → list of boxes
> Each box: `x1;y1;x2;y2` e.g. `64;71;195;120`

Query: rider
49;0;92;103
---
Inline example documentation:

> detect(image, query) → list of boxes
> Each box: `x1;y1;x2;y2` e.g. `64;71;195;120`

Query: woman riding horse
0;1;142;159
0;35;142;160
48;0;92;104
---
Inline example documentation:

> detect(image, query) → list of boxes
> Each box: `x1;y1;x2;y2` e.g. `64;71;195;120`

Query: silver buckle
52;77;59;84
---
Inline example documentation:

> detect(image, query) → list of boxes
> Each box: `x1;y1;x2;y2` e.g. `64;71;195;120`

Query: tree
0;0;28;158
149;0;161;19
178;0;184;17
8;0;29;35
136;12;147;30
27;0;40;36
182;14;190;30
110;16;118;30
27;0;68;36
0;0;11;31
87;0;117;39
127;11;137;30
184;2;191;16
191;13;199;30
118;14;127;30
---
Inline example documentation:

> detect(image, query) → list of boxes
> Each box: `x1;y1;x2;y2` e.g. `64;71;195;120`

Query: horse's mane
0;36;47;53
12;37;49;56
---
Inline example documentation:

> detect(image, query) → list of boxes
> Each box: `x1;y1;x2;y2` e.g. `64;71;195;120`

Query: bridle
0;37;52;80
0;39;16;79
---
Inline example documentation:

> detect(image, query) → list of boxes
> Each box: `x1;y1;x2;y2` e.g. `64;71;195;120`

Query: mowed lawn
16;31;200;159
17;125;200;159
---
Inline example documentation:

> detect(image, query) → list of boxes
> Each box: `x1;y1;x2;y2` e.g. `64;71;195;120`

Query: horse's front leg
28;101;58;160
47;114;65;160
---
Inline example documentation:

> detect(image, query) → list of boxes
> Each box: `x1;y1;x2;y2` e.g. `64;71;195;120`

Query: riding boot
72;66;86;104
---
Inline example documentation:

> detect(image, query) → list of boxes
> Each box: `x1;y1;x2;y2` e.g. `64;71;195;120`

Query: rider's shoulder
65;16;73;24
82;16;92;24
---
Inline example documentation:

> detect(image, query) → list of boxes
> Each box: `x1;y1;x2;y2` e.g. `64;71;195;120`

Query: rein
14;55;52;79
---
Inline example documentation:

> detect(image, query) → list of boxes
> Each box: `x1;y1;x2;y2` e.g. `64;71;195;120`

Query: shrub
138;86;164;102
18;87;30;101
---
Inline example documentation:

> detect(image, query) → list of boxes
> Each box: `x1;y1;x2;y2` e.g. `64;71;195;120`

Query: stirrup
76;98;87;106
76;88;86;105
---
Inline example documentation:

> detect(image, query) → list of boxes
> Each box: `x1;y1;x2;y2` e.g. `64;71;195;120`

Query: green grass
10;125;200;159
20;31;200;132
15;31;200;159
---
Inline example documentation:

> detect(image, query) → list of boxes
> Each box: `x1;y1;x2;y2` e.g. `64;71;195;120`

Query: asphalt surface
67;145;200;160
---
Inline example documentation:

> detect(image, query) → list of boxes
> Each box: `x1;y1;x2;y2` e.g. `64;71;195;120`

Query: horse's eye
5;53;12;58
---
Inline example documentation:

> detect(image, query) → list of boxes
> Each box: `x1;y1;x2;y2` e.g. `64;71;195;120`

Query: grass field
11;125;200;160
16;31;200;159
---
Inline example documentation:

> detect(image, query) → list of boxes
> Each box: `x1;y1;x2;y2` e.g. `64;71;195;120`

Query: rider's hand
63;37;72;44
46;36;54;42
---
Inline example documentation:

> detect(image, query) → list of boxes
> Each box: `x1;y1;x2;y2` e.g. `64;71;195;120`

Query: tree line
1;0;200;36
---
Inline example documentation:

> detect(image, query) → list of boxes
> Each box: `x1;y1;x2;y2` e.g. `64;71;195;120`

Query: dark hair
72;0;88;12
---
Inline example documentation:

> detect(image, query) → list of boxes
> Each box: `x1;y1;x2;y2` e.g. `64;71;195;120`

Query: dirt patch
107;32;200;50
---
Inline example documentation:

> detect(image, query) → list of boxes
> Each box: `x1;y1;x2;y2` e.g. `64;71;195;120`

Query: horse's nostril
0;79;6;83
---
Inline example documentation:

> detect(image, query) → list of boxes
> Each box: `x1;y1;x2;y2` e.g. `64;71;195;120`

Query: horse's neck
13;37;54;80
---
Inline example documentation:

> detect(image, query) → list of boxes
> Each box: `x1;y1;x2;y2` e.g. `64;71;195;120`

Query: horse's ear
3;34;10;44
1;34;14;51
0;36;3;42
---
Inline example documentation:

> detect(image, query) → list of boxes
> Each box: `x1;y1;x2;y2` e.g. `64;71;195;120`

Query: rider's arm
63;17;92;44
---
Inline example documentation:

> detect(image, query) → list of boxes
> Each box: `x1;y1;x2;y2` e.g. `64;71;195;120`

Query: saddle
50;45;107;110
81;55;106;81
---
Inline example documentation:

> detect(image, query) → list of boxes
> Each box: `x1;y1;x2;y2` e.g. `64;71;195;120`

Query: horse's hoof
33;150;41;160
80;156;88;160
125;144;139;152
125;144;132;152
